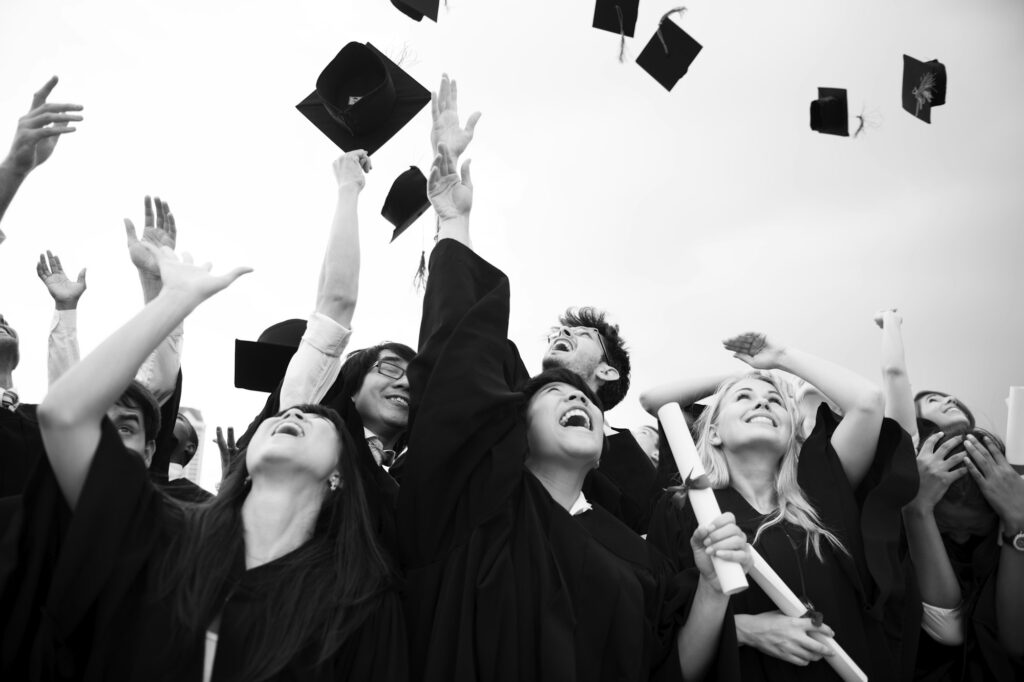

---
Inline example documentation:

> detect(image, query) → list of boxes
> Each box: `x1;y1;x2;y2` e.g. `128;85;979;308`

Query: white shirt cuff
50;308;78;331
302;312;351;357
921;601;964;645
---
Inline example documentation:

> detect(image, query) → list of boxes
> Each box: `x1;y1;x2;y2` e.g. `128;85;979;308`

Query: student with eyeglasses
235;151;415;555
539;313;665;535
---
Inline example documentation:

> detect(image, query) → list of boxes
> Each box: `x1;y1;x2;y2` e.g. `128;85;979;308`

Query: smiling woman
646;333;920;682
0;245;408;680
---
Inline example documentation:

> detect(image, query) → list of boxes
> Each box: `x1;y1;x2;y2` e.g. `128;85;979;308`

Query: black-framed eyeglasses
546;326;610;364
373;359;407;380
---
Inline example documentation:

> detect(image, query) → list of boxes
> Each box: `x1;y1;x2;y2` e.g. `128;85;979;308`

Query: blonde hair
695;371;846;561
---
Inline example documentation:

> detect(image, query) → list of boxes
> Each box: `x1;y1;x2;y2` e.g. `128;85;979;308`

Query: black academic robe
0;418;407;681
0;402;42;497
648;404;920;682
582;428;660;535
914;530;1024;681
157;476;215;504
398;239;737;682
148;370;185;480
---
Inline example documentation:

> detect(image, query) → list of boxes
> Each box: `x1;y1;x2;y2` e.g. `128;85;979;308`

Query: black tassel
616;5;626;63
413;250;428;291
657;6;687;54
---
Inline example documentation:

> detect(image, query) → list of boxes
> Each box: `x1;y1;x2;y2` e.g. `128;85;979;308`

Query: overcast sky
1;0;1022;489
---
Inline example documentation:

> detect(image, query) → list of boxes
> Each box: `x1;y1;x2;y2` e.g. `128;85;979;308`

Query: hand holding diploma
747;546;868;682
658;402;749;595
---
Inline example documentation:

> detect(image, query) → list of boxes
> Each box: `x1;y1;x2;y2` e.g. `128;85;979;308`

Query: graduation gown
0;403;42;540
582;428;660;535
0;418;408;681
157;476;214;504
913;530;1024;681
648;404;920;682
398;239;736;682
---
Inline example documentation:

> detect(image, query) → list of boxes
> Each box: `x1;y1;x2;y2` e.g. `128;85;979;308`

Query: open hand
5;76;83;176
36;250;86;310
910;431;967;511
428;143;472;221
737;610;835;667
333;149;371;190
723;332;787;370
430;74;481;160
125;196;177;279
146;244;251;304
690;512;751;593
963;433;1024;529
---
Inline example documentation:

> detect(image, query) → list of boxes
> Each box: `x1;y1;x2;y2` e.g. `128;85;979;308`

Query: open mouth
272;422;305;437
745;413;777;427
549;338;574;353
386;394;409;408
559;407;592;431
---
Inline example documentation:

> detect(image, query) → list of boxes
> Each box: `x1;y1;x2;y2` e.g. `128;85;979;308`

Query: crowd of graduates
0;67;1023;682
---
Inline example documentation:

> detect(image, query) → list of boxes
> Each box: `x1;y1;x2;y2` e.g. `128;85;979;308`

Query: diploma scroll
748;547;868;682
657;403;748;596
1006;387;1024;466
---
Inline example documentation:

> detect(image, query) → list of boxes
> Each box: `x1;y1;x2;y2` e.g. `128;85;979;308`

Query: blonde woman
644;332;918;682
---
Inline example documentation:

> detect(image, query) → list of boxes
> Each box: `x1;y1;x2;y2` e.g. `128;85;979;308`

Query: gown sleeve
798;403;918;615
399;240;531;567
0;417;166;680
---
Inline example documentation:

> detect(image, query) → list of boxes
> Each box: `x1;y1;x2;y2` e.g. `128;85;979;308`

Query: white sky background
1;0;1022;491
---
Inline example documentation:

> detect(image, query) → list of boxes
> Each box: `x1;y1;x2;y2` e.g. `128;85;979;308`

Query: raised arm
430;73;481;163
37;245;250;508
875;309;918;442
639;372;735;417
428;143;473;249
724;332;884;487
0;77;83;239
316;150;369;326
276;151;368;409
125;197;183;404
37;250;86;385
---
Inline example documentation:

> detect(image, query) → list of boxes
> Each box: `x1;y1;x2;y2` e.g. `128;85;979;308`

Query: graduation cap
636;8;702;91
391;0;438;22
234;319;306;392
296;42;431;155
809;87;849;137
902;55;946;123
382;166;430;242
593;0;638;38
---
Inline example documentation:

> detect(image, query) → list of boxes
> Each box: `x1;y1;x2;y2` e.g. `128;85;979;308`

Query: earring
244;475;252;486
328;473;340;492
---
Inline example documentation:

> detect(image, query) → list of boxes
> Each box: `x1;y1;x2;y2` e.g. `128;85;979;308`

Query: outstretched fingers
30;76;59;110
47;250;63;274
464;110;482;137
36;253;50;279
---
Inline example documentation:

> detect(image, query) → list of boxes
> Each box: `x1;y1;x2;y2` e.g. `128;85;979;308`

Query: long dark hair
155;404;395;680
